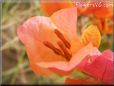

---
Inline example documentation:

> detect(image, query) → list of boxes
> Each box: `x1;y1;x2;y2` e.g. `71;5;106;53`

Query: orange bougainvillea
17;7;101;76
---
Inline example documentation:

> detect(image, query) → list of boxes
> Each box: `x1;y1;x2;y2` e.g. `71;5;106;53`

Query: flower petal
82;50;114;84
30;62;54;76
40;2;59;16
37;43;101;75
81;25;101;47
51;7;77;37
40;1;74;16
17;16;67;62
57;2;74;8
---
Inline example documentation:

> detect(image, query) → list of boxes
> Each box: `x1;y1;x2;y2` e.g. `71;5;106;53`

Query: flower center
43;29;72;61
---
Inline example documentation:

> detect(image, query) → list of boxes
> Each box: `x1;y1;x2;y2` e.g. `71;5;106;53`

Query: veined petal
81;25;101;48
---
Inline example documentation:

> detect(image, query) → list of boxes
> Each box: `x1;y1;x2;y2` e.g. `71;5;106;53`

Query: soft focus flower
77;1;113;18
77;1;113;34
17;7;101;76
95;18;113;34
40;0;74;16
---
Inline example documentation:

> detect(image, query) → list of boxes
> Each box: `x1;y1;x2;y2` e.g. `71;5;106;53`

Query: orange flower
41;1;113;18
40;0;74;16
78;1;113;18
95;18;113;34
17;7;101;76
77;1;113;34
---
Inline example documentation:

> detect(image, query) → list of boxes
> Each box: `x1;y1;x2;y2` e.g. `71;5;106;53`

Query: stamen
57;41;72;61
43;41;64;56
54;29;71;49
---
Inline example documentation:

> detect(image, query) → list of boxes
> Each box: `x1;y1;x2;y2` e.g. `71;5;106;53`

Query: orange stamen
57;41;72;61
54;29;71;49
43;41;64;57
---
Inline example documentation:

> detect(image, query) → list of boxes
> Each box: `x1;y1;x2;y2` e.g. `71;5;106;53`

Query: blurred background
1;0;113;85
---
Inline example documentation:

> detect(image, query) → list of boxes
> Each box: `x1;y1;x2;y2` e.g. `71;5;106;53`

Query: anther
57;41;72;61
54;29;71;49
43;41;64;56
